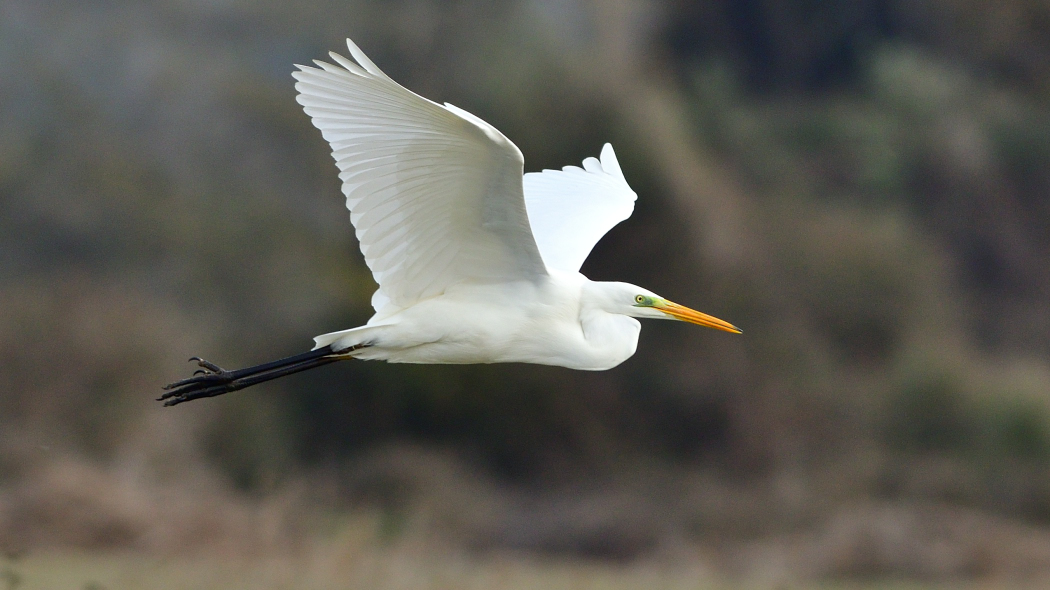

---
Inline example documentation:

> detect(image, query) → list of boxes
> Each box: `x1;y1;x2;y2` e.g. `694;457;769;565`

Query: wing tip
345;37;393;81
294;38;393;83
598;143;627;183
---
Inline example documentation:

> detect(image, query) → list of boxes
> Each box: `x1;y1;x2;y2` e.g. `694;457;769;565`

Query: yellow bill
656;300;742;334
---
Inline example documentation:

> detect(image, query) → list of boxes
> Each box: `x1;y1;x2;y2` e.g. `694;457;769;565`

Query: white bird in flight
160;39;740;406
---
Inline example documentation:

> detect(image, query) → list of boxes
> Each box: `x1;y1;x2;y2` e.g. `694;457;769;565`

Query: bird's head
587;282;742;334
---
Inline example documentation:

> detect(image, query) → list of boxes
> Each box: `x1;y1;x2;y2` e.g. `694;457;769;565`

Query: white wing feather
293;39;547;313
522;144;637;273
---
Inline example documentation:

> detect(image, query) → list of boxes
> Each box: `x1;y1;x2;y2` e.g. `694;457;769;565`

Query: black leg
158;344;363;407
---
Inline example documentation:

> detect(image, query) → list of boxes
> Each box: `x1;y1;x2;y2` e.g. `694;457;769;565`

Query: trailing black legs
159;344;362;406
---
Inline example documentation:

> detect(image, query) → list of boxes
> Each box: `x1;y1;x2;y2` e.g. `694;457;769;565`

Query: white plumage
293;38;739;367
160;38;739;406
294;43;546;313
523;143;637;273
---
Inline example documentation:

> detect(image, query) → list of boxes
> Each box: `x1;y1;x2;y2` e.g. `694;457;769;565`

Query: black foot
158;357;237;406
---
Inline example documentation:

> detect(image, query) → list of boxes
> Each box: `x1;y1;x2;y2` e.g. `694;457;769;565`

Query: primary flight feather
160;38;740;406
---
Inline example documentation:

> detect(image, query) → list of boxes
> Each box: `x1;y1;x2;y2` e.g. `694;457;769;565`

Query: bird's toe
160;381;233;406
160;356;237;404
162;371;231;391
189;357;226;374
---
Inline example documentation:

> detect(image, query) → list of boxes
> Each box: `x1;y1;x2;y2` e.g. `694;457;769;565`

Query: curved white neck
577;281;641;370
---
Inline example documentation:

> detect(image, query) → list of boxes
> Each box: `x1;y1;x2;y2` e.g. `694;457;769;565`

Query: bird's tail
312;324;383;352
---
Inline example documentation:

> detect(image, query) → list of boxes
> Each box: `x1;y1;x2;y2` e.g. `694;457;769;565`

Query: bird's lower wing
294;39;547;312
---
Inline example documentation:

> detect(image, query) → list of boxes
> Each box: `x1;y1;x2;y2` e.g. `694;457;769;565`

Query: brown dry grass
6;448;1050;588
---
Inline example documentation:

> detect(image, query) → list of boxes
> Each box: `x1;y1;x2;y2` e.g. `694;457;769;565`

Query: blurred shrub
886;372;973;453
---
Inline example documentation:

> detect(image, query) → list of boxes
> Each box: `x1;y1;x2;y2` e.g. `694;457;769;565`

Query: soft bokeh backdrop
3;0;1050;587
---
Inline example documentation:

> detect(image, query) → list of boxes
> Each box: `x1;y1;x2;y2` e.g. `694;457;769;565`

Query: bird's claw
159;356;237;405
162;358;230;390
189;357;225;374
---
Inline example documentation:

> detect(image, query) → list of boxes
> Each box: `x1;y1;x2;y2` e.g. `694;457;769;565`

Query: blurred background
3;0;1050;587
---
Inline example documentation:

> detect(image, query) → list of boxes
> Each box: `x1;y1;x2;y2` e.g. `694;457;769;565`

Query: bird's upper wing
293;39;547;312
522;144;637;273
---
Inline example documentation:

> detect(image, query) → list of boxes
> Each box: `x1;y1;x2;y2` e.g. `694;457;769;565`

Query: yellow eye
635;295;645;304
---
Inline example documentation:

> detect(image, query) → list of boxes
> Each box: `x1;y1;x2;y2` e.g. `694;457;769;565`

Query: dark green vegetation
2;0;1050;582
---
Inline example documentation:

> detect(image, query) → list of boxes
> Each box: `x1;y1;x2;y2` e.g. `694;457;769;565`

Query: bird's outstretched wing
523;144;637;273
294;39;547;312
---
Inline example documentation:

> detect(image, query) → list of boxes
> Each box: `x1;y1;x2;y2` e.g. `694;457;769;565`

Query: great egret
160;39;740;407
